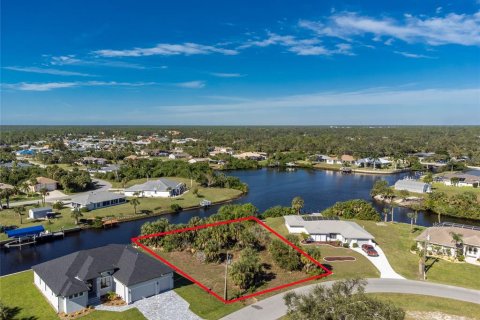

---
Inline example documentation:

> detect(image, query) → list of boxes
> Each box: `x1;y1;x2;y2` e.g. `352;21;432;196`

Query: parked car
362;244;379;256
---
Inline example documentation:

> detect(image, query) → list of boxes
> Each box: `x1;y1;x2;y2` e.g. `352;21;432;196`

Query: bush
268;239;303;271
352;243;359;248
261;206;293;218
343;243;350;248
80;207;90;213
170;203;183;213
457;255;465;262
92;217;103;228
105;291;117;301
410;243;418;252
321;199;381;221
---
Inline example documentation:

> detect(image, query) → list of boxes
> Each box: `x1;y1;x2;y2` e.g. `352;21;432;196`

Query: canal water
1;168;478;276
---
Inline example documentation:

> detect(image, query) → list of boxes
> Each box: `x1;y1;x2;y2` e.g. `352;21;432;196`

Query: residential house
355;157;391;168
32;244;174;314
124;179;186;198
70;191;126;211
168;152;191;160
0;162;32;170
30;177;58;193
284;215;375;247
233;152;267;161
394;179;432;194
440;173;479;188
340;155;356;165
89;164;121;174
0;183;14;191
416;224;480;264
79;157;107;165
188;158;210;164
209;146;233;157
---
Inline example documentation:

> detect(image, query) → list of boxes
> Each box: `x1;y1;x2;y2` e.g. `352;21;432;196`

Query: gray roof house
394;179;432;194
284;215;375;246
124;178;186;198
32;244;174;314
28;206;53;219
70;191;126;211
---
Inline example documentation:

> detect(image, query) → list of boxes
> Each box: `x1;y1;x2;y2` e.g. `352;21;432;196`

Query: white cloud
299;11;480;46
3;81;156;91
210;72;245;78
394;51;435;59
3;66;94;77
240;32;353;56
175;81;206;89
94;43;238;57
48;55;146;69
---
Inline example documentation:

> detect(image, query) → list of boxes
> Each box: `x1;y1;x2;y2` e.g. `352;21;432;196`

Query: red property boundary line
132;216;332;304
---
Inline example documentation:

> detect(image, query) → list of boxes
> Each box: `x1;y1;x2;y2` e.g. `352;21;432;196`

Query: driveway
352;246;404;279
222;278;480;320
95;291;202;320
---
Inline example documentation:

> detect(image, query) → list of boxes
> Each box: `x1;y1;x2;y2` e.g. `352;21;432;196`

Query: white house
168;152;191;160
440;173;479;188
32;245;174;314
284;215;375;247
394;179;432;194
124;178;186;198
416;224;480;264
70;191;126;211
30;177;58;193
29;207;53;219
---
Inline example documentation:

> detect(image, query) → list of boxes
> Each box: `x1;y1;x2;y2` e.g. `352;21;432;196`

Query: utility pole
224;251;231;300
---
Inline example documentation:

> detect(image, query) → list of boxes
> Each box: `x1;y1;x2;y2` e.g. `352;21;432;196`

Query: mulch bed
323;256;356;262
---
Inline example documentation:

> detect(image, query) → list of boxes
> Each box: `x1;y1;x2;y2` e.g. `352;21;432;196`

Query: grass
354;219;480;290
0;270;146;320
370;293;480;319
0;177;242;241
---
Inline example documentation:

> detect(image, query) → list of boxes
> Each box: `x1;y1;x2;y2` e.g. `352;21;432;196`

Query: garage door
356;239;370;246
131;282;156;302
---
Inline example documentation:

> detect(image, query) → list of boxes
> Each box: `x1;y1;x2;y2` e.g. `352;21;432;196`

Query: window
100;277;111;289
329;233;337;240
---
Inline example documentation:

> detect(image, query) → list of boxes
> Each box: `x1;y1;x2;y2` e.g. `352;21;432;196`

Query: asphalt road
222;278;480;320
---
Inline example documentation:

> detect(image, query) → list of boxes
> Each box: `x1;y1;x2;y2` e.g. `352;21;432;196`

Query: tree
398;189;409;200
390;202;398;222
192;187;199;197
382;207;389;223
52;201;64;210
370;180;389;198
321;199;380;221
407;212;415;231
13;206;25;224
71;207;83;225
450;231;464;257
450;177;460;187
291;196;304;215
39;187;49;206
229;248;263;290
269;239;303;271
423;172;433;184
284;278;405;320
130;197;140;214
411;203;422;224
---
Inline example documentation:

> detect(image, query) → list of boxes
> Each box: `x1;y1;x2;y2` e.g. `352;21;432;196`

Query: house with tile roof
124;178;186;198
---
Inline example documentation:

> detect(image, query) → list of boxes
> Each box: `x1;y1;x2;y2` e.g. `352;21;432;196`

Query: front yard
0;271;146;320
354;219;480;290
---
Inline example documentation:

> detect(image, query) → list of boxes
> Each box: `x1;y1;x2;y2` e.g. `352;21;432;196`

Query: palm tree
19;182;30;197
1;189;14;209
130;197;140;214
71;207;83;225
13;206;25;224
382;207;389;223
39;187;49;206
390;202;398;222
291;196;304;215
450;231;464;258
407;212;415;231
411;203;422;224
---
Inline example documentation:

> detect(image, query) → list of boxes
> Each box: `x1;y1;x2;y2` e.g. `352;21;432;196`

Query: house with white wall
32;244;174;314
124;178;186;198
284;215;375;247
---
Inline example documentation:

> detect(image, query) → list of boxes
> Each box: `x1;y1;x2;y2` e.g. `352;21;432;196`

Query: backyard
0;177;242;241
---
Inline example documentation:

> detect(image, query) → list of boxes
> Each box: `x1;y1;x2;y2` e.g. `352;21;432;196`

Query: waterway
1;168;478;276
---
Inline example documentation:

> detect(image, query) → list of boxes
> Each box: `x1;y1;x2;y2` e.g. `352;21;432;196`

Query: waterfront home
30;176;58;192
355;157;391;168
70;191;126;211
0;182;14;191
124;178;186;198
284;215;375;247
394;179;432;194
439;172;479;188
79;157;107;165
233;152;267;161
415;224;480;264
0;161;32;170
209;146;233;156
28;206;53;219
88;164;121;174
32;244;174;314
188;158;210;164
341;154;356;165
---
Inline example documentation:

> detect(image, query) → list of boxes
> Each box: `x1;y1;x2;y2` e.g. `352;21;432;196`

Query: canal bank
2;168;479;276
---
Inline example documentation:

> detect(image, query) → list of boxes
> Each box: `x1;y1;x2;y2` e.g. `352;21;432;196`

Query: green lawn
355;219;480;290
0;270;146;320
370;293;480;320
0;177;242;241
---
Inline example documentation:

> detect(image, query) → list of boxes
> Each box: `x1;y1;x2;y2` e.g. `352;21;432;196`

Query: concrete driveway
95;291;202;320
222;278;480;320
352;246;405;279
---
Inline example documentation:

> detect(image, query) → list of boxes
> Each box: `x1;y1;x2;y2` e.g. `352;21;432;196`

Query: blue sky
1;0;479;125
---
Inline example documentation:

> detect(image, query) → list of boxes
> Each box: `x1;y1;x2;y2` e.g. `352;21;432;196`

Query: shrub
105;291;117;301
321;199;381;221
80;207;89;213
268;239;303;271
343;243;350;248
352;243;359;248
410;243;418;252
457;255;465;262
170;203;183;213
261;206;293;218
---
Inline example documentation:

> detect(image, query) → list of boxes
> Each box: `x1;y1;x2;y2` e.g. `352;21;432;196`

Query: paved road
352;246;404;279
222;278;480;320
8;178;113;208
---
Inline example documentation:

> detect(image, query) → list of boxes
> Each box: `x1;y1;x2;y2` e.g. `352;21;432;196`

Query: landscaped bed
323;256;356;262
